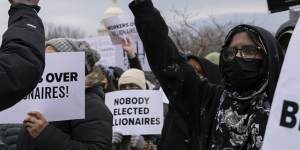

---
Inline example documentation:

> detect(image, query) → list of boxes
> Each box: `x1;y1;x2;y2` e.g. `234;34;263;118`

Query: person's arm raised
122;38;143;70
0;0;45;111
129;0;204;118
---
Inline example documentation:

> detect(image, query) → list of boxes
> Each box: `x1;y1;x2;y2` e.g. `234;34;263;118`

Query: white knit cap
118;69;146;90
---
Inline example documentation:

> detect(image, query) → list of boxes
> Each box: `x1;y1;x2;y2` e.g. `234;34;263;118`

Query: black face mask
222;57;265;93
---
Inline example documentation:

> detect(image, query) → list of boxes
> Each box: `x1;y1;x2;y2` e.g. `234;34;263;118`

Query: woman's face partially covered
222;31;266;93
229;32;263;59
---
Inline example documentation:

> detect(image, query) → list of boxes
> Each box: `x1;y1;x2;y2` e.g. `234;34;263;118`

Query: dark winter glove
131;135;145;149
9;0;39;6
112;132;123;144
135;0;147;4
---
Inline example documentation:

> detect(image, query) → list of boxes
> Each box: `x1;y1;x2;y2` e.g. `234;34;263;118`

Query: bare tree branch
45;23;86;41
168;7;255;57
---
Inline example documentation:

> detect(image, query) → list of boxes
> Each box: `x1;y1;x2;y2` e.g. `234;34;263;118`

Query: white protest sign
0;52;85;123
263;20;300;150
81;36;117;67
105;90;164;135
103;15;151;71
103;15;140;45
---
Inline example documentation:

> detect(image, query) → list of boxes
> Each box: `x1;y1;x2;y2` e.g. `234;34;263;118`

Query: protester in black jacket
0;124;22;150
17;38;113;150
161;55;222;150
0;0;45;111
130;0;284;150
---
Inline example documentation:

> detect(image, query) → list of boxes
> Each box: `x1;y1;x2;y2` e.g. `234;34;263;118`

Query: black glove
135;0;147;4
9;0;39;6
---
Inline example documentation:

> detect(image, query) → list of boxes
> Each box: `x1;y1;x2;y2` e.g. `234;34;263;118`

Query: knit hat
205;52;220;65
118;69;146;90
46;38;100;75
46;38;74;52
99;65;124;90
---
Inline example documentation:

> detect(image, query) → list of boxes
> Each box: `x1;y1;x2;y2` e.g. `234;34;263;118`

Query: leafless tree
168;8;255;57
45;23;86;41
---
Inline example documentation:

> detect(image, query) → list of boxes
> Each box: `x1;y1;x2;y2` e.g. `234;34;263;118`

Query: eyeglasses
221;45;264;62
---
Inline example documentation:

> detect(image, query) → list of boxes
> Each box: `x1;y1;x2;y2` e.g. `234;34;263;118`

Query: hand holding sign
103;15;151;71
24;111;49;139
9;0;40;5
131;135;145;149
122;37;136;59
112;132;123;144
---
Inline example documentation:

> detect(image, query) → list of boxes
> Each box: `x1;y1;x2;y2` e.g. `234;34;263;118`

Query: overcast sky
0;0;289;38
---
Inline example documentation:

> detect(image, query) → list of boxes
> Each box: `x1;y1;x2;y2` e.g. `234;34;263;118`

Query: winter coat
0;125;22;150
17;86;113;150
0;4;45;111
160;55;222;150
129;1;283;150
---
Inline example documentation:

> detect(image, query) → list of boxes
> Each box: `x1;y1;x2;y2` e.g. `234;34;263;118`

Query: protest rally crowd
0;0;299;150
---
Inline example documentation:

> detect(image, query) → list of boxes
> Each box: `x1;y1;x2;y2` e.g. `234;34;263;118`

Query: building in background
98;0;124;36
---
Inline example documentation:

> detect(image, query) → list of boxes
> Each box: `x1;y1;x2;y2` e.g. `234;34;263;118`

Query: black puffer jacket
17;86;113;150
0;124;22;150
0;4;45;111
129;1;283;149
161;55;222;150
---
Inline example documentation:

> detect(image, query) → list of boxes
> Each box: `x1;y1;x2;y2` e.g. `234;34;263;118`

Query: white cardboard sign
103;15;151;71
105;90;164;135
0;52;85;123
263;20;300;150
81;36;117;67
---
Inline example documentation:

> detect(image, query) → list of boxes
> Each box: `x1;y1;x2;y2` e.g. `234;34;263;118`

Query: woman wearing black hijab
129;0;284;149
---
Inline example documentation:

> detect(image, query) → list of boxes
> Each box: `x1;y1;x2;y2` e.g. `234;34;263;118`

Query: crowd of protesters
0;0;299;150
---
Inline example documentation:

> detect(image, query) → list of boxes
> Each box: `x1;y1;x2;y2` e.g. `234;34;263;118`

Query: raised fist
122;37;136;59
135;0;146;4
9;0;39;6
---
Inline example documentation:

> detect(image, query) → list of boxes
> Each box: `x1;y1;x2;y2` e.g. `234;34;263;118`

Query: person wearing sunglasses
130;0;284;150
